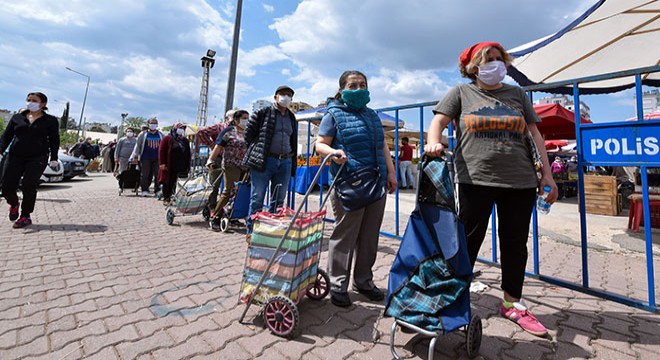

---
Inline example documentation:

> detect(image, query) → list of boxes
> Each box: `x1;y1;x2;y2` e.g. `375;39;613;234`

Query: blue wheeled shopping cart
386;154;482;359
213;173;251;232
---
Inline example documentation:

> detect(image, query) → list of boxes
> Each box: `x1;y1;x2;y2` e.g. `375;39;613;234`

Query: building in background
288;101;313;113
635;89;660;115
534;95;591;120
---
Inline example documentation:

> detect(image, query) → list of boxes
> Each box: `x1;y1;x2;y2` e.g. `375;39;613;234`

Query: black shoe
210;219;221;232
408;186;414;190
352;286;384;301
330;291;352;307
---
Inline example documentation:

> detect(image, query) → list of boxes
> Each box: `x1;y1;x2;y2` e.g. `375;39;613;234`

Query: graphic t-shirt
142;132;161;160
433;82;540;188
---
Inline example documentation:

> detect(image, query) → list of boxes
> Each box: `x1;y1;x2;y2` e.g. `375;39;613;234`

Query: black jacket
243;106;297;176
0;111;59;160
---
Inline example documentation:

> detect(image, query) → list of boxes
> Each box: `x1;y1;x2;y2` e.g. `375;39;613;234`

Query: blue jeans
247;156;292;233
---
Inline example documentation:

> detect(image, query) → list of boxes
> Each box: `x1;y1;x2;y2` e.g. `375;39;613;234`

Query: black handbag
334;167;385;212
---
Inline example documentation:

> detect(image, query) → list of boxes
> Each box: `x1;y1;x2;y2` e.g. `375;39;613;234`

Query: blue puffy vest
326;100;388;186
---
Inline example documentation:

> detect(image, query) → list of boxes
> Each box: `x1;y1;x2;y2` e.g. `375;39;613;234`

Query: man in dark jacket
243;85;297;239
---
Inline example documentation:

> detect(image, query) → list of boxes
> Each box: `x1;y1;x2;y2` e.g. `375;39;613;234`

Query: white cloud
237;45;289;77
263;4;275;13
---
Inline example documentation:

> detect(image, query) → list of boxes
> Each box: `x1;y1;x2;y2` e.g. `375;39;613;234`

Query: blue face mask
341;89;370;109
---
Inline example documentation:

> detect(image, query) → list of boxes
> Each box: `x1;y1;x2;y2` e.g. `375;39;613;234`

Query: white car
40;159;64;183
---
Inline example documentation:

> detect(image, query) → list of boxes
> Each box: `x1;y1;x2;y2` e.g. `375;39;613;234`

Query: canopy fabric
508;0;660;94
545;140;569;152
295;106;405;130
626;110;660;120
533;103;592;140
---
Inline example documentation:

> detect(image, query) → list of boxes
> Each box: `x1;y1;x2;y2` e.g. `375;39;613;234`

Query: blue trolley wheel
166;209;175;225
263;296;299;338
306;269;330;300
466;314;482;358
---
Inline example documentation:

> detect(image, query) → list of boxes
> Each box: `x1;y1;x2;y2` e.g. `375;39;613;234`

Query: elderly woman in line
158;122;191;204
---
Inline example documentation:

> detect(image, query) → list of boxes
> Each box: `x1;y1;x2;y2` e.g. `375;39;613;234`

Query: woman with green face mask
315;70;398;307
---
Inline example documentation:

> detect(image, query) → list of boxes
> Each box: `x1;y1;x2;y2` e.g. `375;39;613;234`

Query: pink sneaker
500;301;548;336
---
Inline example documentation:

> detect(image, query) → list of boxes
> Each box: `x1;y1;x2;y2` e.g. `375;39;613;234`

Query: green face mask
341;89;371;109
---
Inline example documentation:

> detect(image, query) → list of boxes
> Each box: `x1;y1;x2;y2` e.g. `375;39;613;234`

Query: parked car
58;150;87;180
40;159;65;183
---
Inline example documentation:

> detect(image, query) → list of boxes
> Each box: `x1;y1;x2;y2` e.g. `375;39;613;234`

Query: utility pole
224;0;243;114
196;49;216;128
118;113;128;139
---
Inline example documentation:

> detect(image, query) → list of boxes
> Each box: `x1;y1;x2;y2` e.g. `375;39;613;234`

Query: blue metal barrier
290;65;659;313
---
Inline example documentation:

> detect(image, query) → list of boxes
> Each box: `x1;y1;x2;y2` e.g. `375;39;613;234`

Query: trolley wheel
166;209;175;225
263;296;299;338
202;205;211;222
306;269;330;300
466;314;482;358
219;217;230;232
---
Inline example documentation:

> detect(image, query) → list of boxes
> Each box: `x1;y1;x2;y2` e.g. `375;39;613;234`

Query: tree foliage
124;116;147;129
60;102;70;130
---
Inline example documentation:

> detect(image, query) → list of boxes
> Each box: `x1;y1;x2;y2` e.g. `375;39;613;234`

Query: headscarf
170;122;187;147
459;42;502;67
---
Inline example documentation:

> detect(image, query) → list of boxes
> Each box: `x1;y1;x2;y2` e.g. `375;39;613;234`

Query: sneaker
9;203;19;221
330;290;352;307
141;191;150;197
500;301;548;337
210;219;221;232
352;285;384;301
13;216;32;229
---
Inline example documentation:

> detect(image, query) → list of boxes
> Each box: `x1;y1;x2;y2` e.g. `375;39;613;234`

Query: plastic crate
639;204;660;229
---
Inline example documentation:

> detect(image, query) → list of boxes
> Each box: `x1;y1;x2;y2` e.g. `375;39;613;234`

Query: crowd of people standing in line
3;41;563;340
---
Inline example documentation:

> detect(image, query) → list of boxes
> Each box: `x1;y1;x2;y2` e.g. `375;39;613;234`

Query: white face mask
176;128;185;136
477;60;507;86
149;123;158;130
27;102;41;112
277;95;292;108
126;131;134;137
239;119;248;128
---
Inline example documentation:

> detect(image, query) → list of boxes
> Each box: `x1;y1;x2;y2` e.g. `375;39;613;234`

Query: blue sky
0;0;645;131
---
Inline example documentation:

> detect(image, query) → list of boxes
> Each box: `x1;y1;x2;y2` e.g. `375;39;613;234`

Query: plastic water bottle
536;185;552;215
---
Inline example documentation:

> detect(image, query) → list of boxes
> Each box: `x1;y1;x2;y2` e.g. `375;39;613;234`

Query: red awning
533;103;591;140
545;139;568;152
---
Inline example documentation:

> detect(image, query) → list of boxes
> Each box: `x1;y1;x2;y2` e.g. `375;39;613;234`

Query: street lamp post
224;0;243;114
118;113;128;139
65;67;90;140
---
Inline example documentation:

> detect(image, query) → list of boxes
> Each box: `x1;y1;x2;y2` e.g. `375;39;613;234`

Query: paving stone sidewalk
0;173;658;359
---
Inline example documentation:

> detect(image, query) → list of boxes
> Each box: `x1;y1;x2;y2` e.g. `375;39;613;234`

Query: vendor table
295;165;329;194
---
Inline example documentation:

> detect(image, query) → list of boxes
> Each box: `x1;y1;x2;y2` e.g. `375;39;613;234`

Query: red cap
459;42;502;67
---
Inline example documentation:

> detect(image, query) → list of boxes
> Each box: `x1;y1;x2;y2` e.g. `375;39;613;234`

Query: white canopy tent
508;0;660;94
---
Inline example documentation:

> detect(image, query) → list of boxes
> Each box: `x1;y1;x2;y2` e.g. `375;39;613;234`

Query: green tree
124;116;147;129
60;102;70;130
0;116;5;135
89;125;107;133
59;129;78;148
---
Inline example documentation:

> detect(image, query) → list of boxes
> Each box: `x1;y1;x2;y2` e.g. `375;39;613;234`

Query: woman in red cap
425;42;557;337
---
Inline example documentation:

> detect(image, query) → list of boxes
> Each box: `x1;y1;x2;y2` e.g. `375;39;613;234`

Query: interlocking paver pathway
1;173;658;359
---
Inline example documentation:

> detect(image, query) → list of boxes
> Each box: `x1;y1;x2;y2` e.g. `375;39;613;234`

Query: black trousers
2;155;48;217
161;171;179;200
457;183;537;300
140;158;160;192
